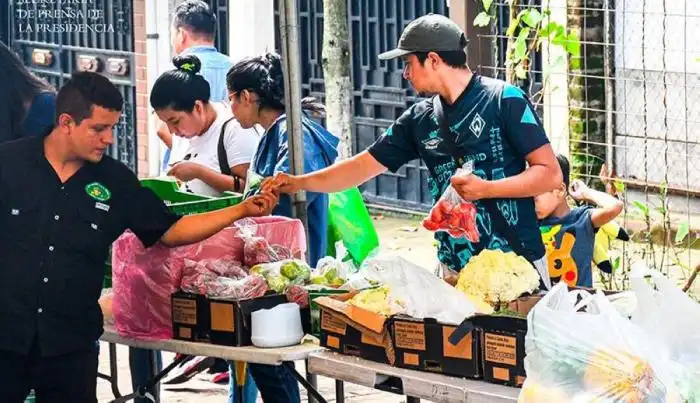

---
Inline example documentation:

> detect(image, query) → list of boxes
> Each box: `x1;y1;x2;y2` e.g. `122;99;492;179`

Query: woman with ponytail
150;54;260;197
226;52;338;267
226;52;339;403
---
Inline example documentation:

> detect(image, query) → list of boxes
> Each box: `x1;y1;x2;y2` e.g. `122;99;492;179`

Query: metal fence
471;0;700;292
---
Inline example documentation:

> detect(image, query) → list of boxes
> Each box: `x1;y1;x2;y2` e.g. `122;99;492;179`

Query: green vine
473;0;580;85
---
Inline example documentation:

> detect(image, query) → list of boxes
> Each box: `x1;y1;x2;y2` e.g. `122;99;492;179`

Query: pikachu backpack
593;221;629;274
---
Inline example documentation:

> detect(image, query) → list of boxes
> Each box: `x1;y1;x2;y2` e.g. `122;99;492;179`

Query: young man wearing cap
265;14;562;284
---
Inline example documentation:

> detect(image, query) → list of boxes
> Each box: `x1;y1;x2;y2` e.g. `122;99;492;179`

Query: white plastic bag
520;282;682;403
630;264;700;400
310;254;354;287
361;255;477;324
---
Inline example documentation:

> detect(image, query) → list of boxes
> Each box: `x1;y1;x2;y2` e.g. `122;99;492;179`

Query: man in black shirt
0;72;278;402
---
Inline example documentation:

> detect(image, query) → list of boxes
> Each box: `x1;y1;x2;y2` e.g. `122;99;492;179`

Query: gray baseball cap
378;14;468;60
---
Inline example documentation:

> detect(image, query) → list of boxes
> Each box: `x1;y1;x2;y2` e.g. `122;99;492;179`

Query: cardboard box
309;289;349;337
473;288;620;387
461;294;542;387
171;291;209;342
473;314;528;387
391;315;482;378
314;292;395;365
319;309;390;363
171;291;288;346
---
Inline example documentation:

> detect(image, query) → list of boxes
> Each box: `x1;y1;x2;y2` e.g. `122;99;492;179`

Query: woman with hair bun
225;51;339;403
144;54;261;403
150;54;260;197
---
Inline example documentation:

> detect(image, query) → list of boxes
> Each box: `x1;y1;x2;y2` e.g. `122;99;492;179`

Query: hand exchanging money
261;172;303;195
241;191;279;217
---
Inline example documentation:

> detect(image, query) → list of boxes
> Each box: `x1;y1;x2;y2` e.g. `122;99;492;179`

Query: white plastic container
251;303;304;348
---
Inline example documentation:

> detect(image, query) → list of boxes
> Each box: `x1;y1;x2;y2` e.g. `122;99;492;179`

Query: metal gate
9;0;138;172
206;0;228;55
274;0;448;212
1;3;9;44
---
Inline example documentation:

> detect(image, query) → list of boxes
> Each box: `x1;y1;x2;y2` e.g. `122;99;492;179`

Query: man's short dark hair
414;50;468;69
55;72;123;125
556;154;571;188
173;0;216;39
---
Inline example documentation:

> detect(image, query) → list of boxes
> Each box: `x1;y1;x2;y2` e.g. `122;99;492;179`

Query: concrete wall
613;0;700;190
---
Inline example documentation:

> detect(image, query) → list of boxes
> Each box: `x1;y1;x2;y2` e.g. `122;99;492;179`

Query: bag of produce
285;284;310;309
520;282;683;403
362;255;481;323
250;259;312;293
180;258;268;300
422;161;479;242
235;219;295;267
629;265;700;400
309;254;353;288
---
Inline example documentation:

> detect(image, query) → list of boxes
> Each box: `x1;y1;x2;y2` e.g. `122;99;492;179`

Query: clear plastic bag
285;284;310;308
339;272;375;291
180;258;269;300
235;218;296;267
309;253;355;287
249;259;312;293
204;275;268;300
520;282;682;403
361;255;478;325
630;265;700;401
422;162;480;242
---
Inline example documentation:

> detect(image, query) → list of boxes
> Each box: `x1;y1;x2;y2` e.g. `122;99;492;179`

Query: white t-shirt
169;103;260;197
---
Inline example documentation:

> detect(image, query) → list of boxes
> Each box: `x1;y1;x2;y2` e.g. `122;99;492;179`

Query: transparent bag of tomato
423;161;479;242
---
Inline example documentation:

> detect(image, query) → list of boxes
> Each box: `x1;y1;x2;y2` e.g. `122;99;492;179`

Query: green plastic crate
140;178;242;215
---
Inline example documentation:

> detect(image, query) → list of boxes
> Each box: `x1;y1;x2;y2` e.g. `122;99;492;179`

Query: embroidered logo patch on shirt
85;182;111;202
469;113;486;138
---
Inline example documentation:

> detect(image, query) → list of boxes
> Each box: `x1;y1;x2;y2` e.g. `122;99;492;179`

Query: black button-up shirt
0;136;180;357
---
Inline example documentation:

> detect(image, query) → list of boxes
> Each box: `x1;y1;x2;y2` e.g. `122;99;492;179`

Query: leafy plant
473;0;580;83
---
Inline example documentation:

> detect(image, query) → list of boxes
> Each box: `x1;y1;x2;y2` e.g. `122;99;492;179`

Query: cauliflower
456;249;540;309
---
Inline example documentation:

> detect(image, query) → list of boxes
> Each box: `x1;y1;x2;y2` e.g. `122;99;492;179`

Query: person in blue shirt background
157;0;235;172
0;40;56;141
225;52;339;403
